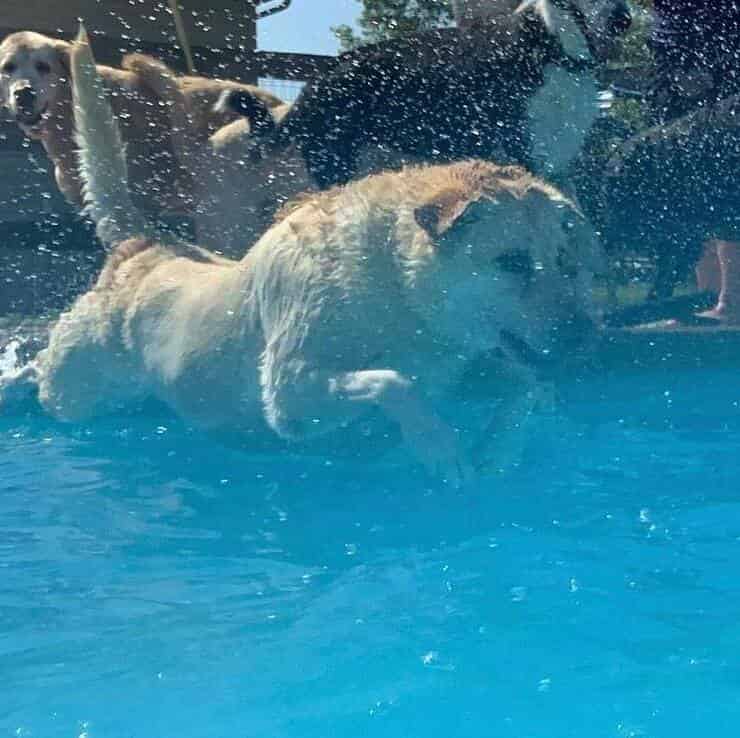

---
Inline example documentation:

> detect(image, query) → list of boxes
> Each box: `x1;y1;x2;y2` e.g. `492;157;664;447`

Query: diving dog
11;28;601;485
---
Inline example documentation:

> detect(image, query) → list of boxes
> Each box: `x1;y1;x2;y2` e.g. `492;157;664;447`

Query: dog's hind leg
34;288;142;422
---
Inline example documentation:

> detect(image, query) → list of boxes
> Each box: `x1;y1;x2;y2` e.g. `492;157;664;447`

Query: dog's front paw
331;369;474;486
471;388;541;475
399;408;475;488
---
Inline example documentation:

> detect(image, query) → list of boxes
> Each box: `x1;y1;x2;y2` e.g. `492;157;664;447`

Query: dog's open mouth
499;329;553;371
16;104;48;128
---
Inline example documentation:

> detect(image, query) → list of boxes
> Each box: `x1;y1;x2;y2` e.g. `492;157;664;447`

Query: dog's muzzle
500;312;597;373
13;86;45;126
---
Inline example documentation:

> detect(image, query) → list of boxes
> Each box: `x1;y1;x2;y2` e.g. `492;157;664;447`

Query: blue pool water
3;364;740;738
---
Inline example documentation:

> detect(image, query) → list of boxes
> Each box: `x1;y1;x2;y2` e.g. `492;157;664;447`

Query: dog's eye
1;61;16;74
495;249;534;276
35;61;51;75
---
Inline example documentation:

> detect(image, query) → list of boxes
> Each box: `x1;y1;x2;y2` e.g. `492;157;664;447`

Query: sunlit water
3;358;740;738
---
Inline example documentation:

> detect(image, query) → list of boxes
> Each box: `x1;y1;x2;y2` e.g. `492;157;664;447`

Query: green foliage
612;0;653;68
332;0;453;52
608;0;655;132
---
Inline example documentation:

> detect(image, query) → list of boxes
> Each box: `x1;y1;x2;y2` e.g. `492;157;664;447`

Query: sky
257;0;361;55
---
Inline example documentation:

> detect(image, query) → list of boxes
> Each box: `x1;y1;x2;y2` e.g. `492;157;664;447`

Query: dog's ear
414;189;480;239
215;88;276;137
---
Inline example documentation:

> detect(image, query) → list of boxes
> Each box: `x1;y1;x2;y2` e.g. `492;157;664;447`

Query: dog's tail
70;25;151;248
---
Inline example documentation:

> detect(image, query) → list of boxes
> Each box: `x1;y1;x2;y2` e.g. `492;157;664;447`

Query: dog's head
516;0;632;63
408;163;602;366
0;32;70;133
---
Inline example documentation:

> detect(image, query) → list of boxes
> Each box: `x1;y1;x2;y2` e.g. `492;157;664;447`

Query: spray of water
0;340;21;377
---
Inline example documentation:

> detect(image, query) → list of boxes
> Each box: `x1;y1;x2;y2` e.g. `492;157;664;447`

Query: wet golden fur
29;160;598;484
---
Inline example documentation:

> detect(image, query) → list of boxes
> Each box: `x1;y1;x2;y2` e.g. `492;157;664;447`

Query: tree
608;0;654;131
332;0;453;52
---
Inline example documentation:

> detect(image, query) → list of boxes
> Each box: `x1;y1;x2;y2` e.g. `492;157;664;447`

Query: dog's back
236;20;558;188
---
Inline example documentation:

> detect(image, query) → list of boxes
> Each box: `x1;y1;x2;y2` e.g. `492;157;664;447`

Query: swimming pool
3;359;740;738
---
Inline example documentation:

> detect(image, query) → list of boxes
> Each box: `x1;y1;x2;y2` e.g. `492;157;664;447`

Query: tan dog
4;30;601;485
128;56;295;254
0;30;285;220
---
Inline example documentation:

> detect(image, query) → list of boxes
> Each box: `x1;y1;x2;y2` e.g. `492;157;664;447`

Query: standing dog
7;29;601;485
223;0;631;184
0;31;284;218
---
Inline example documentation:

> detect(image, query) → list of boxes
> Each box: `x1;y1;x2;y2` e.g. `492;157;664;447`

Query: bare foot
695;241;740;325
696;306;740;325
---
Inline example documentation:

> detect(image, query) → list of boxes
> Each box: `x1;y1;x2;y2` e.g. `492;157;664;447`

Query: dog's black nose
608;2;632;35
14;86;37;112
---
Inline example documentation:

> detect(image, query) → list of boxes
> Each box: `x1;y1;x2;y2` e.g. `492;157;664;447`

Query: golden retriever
0;30;285;220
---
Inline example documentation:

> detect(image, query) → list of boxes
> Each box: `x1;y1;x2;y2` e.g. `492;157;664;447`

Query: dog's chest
526;64;600;176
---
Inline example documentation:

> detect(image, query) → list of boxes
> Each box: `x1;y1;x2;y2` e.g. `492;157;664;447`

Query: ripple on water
2;371;740;737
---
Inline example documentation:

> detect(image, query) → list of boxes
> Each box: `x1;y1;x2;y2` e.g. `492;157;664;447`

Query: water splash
0;339;21;377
